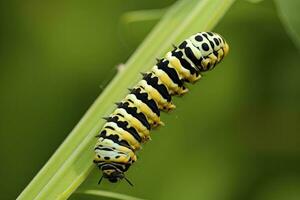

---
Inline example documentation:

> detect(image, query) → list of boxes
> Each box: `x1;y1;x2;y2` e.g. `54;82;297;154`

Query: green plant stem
76;190;145;200
121;8;167;24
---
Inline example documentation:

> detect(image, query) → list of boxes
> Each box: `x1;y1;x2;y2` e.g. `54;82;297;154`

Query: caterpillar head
101;164;124;183
195;32;229;71
179;31;229;72
99;163;133;186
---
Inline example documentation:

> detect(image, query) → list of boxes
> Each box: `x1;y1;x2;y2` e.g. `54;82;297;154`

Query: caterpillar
94;32;229;185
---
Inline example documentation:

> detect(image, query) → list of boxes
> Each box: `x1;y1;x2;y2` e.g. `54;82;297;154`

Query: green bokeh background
1;0;300;199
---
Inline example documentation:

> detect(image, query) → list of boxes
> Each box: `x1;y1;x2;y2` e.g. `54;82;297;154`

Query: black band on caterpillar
130;88;160;117
94;32;229;185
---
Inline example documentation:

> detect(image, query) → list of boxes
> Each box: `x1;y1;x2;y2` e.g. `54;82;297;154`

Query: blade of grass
76;190;145;200
17;0;235;199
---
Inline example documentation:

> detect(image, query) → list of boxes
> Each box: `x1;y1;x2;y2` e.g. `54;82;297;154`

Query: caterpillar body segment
136;76;175;112
152;60;188;96
123;91;161;128
165;51;201;83
94;138;136;162
94;32;229;184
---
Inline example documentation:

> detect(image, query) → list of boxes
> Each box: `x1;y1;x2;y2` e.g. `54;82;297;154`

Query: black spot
202;43;209;51
209;41;215;49
213;38;219;46
128;99;134;104
101;147;113;151
105;126;115;130
195;35;203;41
104;157;110;160
202;33;208;37
178;41;187;49
115;155;120;159
202;33;215;51
116;113;124;118
207;32;214;36
221;37;225;43
97;155;101;158
95;147;113;152
93;160;98;164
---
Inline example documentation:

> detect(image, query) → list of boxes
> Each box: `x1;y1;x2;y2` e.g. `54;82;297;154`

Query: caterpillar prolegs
93;32;229;185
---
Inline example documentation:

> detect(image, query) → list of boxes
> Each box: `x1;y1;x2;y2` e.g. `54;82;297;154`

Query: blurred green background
1;0;300;199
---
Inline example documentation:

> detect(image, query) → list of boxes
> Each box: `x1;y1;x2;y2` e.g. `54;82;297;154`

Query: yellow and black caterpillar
94;32;229;185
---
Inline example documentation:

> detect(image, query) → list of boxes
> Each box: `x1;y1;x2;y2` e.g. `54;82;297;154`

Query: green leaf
17;0;235;199
76;190;145;200
275;0;300;49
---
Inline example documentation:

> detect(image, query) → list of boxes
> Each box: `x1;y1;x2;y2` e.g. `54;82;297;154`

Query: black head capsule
98;164;134;186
